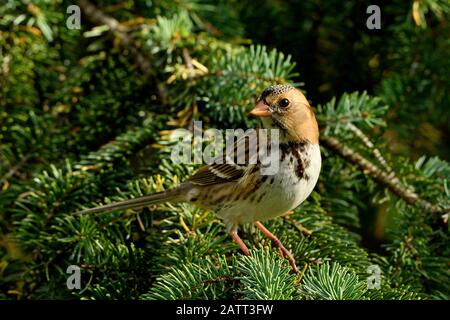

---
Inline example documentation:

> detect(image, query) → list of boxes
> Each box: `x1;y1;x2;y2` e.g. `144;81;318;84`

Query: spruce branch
321;135;446;216
75;0;166;103
299;262;367;300
142;256;235;299
346;122;394;174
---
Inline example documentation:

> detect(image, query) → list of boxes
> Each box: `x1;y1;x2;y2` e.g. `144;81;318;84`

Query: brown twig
182;48;195;80
346;123;394;174
0;154;31;185
321;135;447;216
75;0;166;104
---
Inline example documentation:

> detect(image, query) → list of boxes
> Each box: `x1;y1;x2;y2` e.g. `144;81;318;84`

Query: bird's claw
273;239;298;273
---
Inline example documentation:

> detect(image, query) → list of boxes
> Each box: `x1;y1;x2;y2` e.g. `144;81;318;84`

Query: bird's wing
186;131;260;186
186;163;246;186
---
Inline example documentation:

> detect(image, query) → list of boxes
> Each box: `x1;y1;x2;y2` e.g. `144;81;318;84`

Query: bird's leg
230;230;250;256
254;221;298;273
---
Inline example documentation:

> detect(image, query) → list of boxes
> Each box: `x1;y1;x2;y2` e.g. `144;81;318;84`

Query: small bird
77;84;321;272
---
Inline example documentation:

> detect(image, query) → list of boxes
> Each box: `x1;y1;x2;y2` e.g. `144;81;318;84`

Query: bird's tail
75;189;181;216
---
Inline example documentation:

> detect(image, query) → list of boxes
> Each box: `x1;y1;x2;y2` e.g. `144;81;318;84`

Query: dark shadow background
233;0;450;161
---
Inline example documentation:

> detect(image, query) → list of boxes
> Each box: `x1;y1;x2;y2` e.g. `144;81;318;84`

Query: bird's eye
279;98;290;108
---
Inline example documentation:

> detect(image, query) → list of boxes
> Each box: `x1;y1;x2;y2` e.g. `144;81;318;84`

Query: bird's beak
249;100;271;117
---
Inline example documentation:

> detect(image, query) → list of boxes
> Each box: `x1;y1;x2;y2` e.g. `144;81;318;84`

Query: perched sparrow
77;84;321;272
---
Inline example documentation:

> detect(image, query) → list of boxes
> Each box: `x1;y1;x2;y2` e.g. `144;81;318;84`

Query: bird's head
250;84;319;144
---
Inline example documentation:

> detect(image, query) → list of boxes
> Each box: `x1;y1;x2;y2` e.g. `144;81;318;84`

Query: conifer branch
346;123;393;174
76;0;166;103
321;135;445;216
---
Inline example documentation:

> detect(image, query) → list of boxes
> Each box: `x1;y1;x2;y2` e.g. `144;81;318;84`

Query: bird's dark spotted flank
241;177;263;201
214;193;229;203
256;191;266;203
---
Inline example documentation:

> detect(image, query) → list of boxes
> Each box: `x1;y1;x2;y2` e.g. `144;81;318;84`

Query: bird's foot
272;237;298;273
254;221;298;273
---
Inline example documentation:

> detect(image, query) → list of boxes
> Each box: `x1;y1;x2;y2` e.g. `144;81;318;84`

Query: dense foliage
0;0;448;300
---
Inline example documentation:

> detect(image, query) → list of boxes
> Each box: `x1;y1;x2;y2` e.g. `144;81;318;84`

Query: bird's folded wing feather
186;131;261;186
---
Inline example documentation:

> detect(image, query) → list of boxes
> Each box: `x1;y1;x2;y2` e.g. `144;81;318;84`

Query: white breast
218;143;321;231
